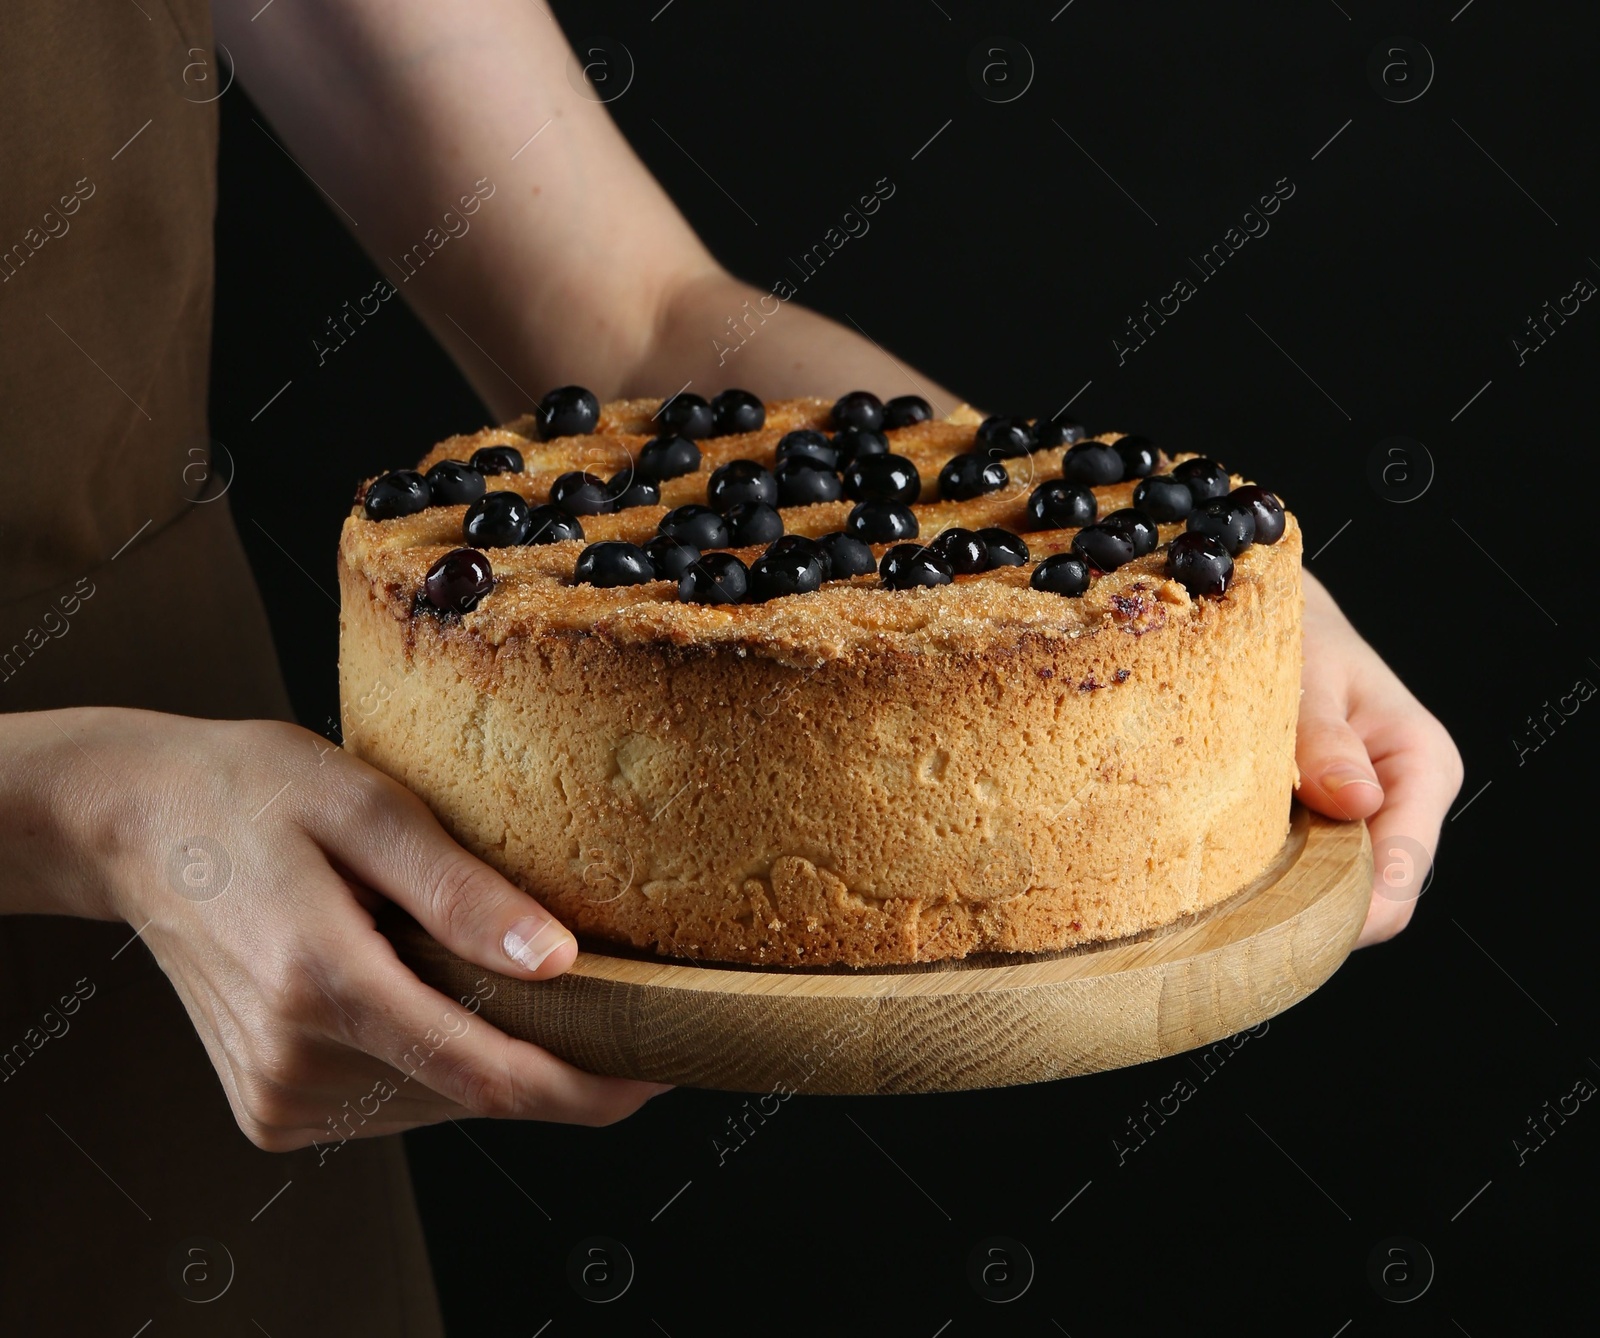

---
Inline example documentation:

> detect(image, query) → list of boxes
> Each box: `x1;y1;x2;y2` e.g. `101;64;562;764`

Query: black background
211;2;1597;1333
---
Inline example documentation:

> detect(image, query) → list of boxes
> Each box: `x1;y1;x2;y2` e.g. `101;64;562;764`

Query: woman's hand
7;707;667;1150
1293;574;1464;945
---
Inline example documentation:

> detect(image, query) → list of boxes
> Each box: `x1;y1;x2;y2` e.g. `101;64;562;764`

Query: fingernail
503;916;574;973
1322;764;1382;793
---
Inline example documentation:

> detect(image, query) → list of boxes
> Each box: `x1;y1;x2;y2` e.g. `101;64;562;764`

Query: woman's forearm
0;709;119;920
216;0;716;417
216;1;960;421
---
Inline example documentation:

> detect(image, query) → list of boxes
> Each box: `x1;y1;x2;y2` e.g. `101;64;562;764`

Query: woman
0;2;1461;1332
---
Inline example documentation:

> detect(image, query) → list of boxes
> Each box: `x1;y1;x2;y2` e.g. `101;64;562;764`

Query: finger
330;933;671;1127
242;1033;481;1126
178;963;484;1148
303;764;579;981
283;1076;483;1146
239;1060;483;1152
1294;695;1385;823
1356;720;1463;948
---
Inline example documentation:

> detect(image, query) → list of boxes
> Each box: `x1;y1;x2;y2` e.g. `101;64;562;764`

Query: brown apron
0;4;442;1332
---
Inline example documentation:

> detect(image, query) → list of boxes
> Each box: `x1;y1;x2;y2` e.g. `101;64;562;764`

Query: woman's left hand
1294;572;1465;945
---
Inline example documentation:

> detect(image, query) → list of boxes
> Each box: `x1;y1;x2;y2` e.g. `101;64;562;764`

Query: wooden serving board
388;806;1371;1095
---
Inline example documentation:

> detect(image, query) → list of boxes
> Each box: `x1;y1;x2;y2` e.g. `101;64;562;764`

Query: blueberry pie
340;391;1301;965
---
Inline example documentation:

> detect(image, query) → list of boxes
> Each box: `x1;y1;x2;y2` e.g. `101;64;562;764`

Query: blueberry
816;530;877;577
424;460;486;505
523;503;585;544
1113;435;1159;479
606;471;661;510
724;501;784;546
657;392;714;439
832;390;885;432
537;385;600;439
832;426;890;465
1030;553;1091;597
938;453;1009;501
1172;456;1231;502
1166;531;1233;596
1132;474;1194;522
976;415;1036;459
846;500;919;543
1032;418;1087;449
1062;441;1123;486
1229;485;1286;544
776;430;838;470
1025;479;1097;531
710;389;765;435
636;434;702;481
424;548;494;614
659;504;730;549
843;453;920;505
766;533;830;575
549;470;616;516
679;551;749;604
708;459;778;511
1100;508;1159;557
1071;524;1137;571
747;547;825;602
641;535;701;580
574;541;655;588
364;470;430;520
470;444;524;475
463;491;532;547
1187;498;1256;555
883;395;933;429
930;527;989;574
978;527;1029;567
880;544;953;590
775;456;843;506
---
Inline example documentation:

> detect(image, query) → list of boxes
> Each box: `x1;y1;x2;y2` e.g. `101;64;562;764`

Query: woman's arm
0;708;667;1143
214;0;956;416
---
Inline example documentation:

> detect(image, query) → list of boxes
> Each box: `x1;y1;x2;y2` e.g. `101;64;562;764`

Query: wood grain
387;806;1372;1095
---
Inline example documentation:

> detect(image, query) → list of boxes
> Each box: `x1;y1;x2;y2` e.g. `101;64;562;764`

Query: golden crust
338;397;1303;966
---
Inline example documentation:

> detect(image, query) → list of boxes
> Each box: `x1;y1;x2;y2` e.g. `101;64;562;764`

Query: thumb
1295;695;1385;823
309;768;579;982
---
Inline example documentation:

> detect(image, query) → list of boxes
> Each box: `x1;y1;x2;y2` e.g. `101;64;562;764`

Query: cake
338;389;1301;967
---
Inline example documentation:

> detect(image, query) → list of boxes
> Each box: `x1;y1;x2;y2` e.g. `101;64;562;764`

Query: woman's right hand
4;706;669;1150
